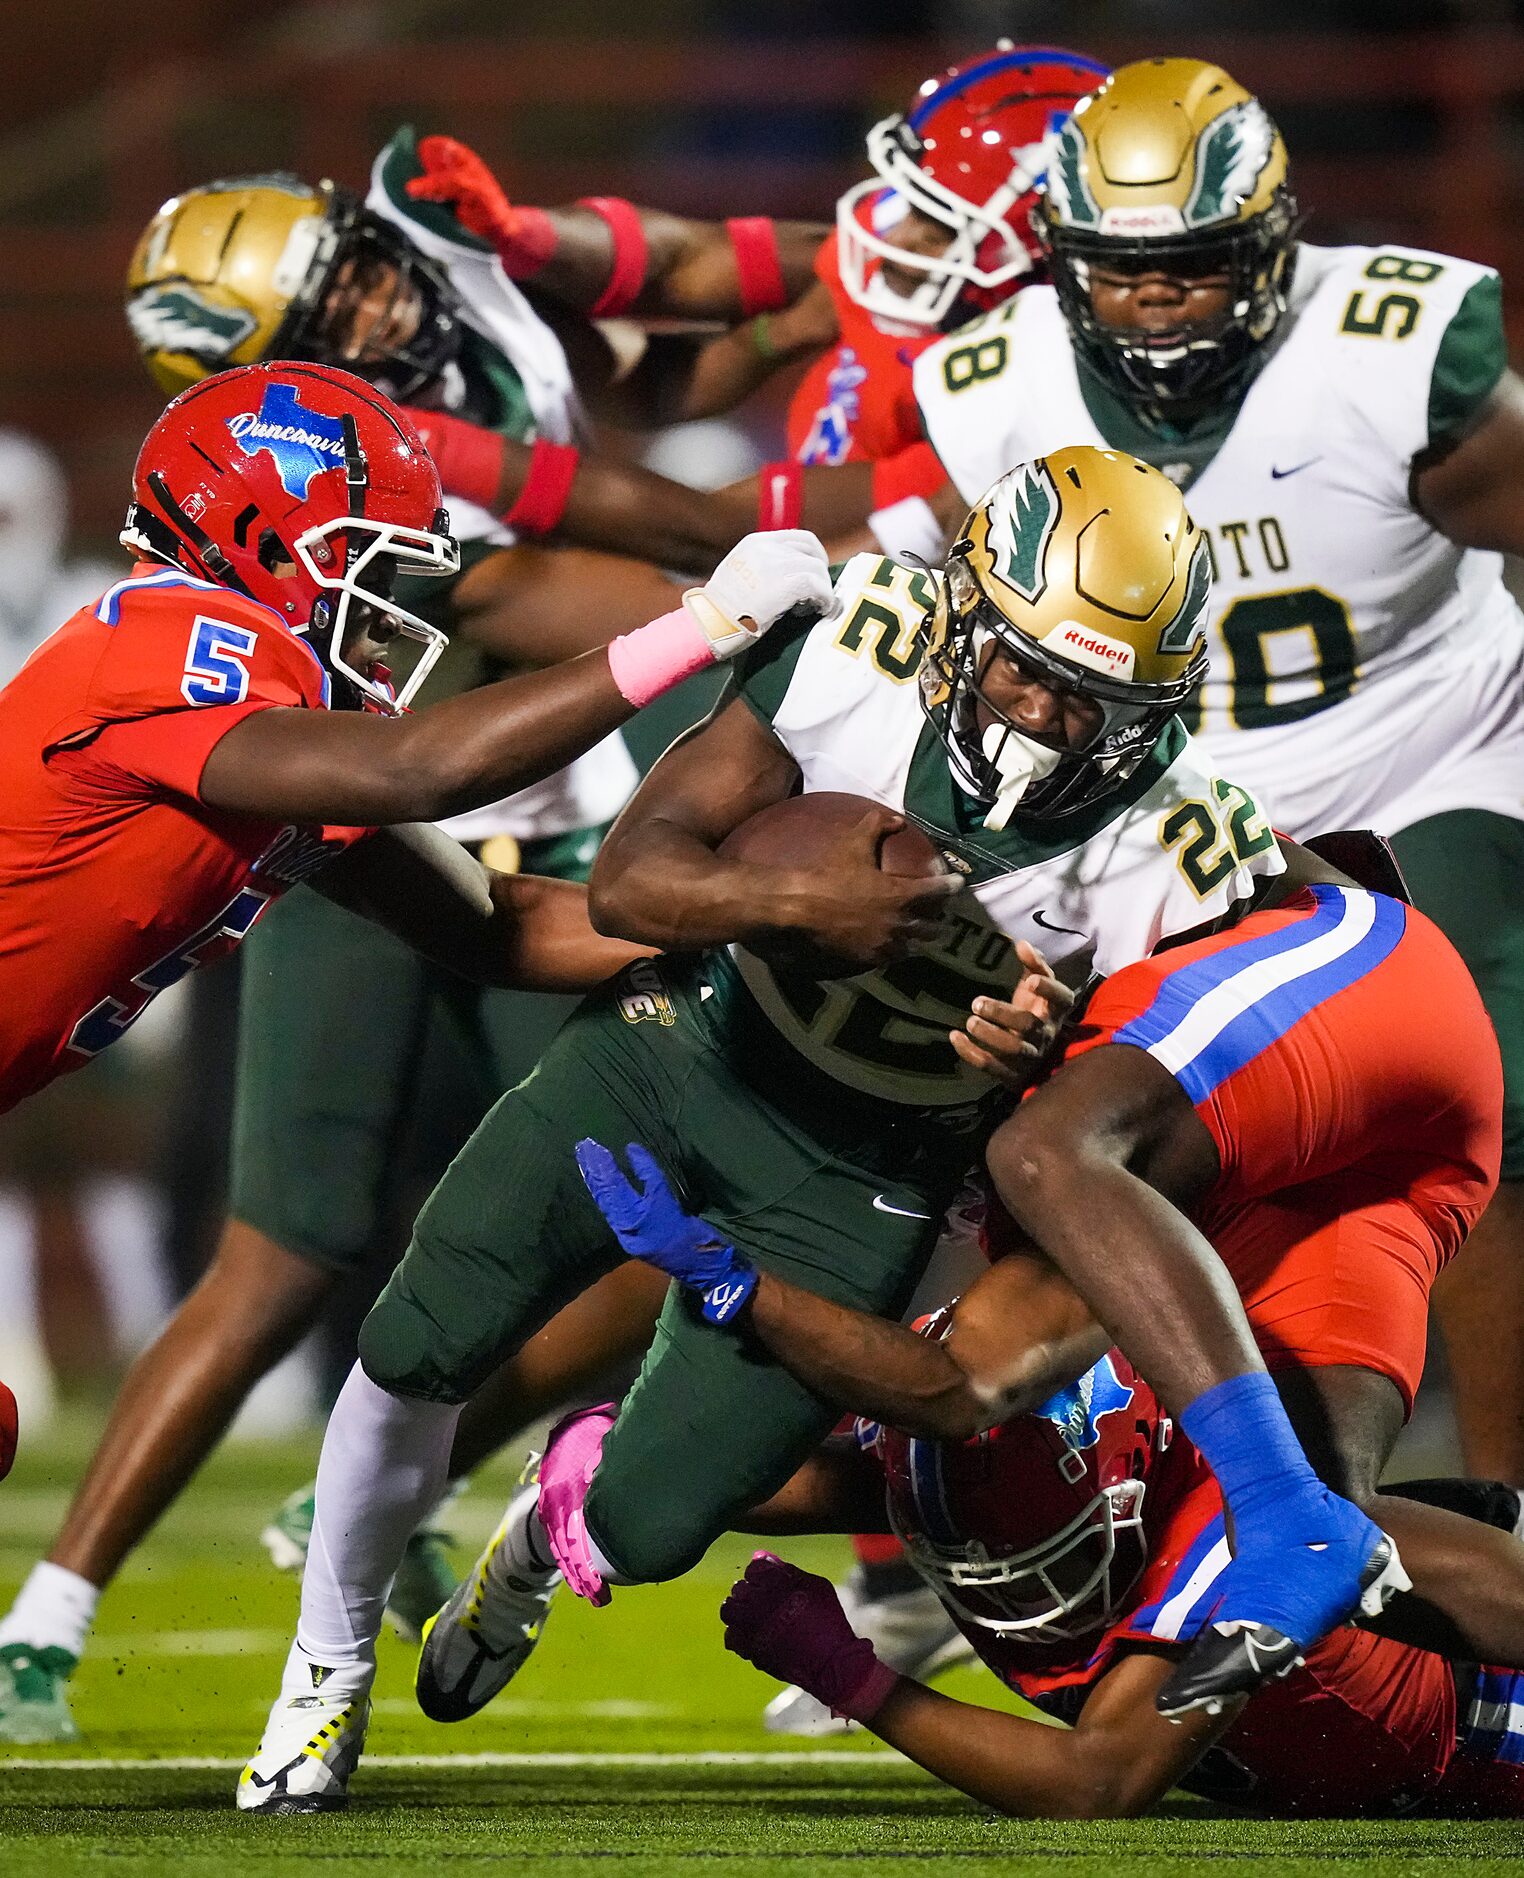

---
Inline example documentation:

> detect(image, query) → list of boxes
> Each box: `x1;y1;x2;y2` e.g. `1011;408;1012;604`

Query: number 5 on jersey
182;615;258;707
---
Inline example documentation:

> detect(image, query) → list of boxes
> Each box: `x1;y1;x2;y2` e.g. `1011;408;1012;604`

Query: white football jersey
369;130;636;845
915;243;1524;838
722;554;1283;1113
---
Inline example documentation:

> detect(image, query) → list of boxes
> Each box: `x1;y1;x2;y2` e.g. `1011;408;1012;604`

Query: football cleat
762;1568;974;1736
415;1467;559;1723
263;1480;462;1643
0;1643;79;1744
238;1655;371;1815
1157;1531;1410;1721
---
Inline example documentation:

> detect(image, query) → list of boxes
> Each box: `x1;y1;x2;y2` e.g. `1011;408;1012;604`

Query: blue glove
575;1139;758;1325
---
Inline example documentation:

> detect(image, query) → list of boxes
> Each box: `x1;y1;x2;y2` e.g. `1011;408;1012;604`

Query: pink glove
538;1402;617;1606
721;1552;901;1724
406;135;558;277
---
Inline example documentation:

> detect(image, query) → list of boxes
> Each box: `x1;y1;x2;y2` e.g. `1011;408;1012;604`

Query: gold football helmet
921;444;1210;826
127;172;461;400
1034;58;1296;406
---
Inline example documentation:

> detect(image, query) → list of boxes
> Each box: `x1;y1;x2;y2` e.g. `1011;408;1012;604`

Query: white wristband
867;495;946;565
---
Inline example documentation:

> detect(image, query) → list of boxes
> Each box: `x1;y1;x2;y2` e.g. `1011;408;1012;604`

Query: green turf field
2;1419;1521;1876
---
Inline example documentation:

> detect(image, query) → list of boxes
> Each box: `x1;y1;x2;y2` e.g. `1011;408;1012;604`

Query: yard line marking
93;1629;289;1657
0;1750;910;1771
371;1697;684;1719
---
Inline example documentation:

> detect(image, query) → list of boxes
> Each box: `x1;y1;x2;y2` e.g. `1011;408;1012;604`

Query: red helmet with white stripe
837;43;1109;331
122;360;457;710
880;1343;1165;1641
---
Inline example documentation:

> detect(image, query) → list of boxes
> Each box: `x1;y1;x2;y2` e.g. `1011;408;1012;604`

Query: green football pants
1392;809;1524;1180
359;955;974;1582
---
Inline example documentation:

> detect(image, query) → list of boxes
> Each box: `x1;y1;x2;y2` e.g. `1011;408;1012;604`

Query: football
718;790;947;881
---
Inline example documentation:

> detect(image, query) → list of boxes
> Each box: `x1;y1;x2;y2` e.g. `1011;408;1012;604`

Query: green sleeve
732;609;820;726
1428;273;1507;449
374;125;493;256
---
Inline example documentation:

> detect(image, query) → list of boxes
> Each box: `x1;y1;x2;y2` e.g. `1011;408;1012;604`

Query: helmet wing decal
127;285;259;363
1045;116;1100;230
988;460;1061;603
1157;537;1212;655
1185;99;1277;228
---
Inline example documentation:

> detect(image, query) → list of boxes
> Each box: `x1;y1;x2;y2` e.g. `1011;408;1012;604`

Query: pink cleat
539;1402;617;1605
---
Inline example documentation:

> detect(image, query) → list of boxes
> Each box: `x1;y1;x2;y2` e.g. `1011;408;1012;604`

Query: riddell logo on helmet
227;381;347;500
1098;205;1186;237
1053;621;1135;677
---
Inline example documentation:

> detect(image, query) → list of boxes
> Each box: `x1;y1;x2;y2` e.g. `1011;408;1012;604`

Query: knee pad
583;1473;711;1586
357;1289;472;1406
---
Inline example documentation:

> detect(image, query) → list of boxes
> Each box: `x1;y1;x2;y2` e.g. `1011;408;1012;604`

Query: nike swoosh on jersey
872;1195;932;1219
1032;908;1087;939
1269;458;1321;479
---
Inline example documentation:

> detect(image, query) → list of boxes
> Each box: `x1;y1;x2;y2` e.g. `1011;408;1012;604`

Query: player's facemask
300;519;456;713
1039;208;1297;409
279;192;463;403
920;559;1202;829
893;1474;1149;1641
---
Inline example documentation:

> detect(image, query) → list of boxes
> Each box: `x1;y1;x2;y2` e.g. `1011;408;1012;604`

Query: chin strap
140;475;253;596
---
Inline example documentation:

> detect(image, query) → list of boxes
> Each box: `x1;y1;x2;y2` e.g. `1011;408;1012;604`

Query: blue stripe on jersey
95;567;219;626
1114;885;1407;1108
1130;1512;1228;1639
1463;1667;1524;1766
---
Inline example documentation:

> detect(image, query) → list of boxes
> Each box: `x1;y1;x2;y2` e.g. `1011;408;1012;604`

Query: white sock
0;1561;99;1658
497;1488;556;1582
585;1527;635;1588
295;1363;460;1674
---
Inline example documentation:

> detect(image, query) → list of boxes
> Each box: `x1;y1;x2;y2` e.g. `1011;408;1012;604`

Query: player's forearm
870;1675;1201;1817
719;463;877;541
477;874;652;992
527;207;822;323
588;819;818;952
202;653;635;827
868;1681;1173;1820
745;1272;998;1440
550;453;752;576
986;1126;1263;1420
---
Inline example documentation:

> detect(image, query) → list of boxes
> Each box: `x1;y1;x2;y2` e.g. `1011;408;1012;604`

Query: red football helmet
880;1348;1164;1641
837;43;1109;331
122;360;458;711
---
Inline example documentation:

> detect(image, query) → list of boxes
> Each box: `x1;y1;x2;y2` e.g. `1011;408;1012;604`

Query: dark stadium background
1;0;1514;1444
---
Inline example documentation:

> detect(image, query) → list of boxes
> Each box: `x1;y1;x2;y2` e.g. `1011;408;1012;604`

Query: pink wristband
606;606;713;708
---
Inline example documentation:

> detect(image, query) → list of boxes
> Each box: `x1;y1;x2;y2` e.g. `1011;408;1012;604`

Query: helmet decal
1034;1354;1136;1453
1046;115;1100;230
127;284;259;362
1157;537;1212;655
988;459;1060;603
1185;98;1278;228
227;381;348;500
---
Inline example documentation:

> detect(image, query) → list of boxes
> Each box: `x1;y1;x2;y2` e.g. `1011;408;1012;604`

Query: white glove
683;529;839;660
